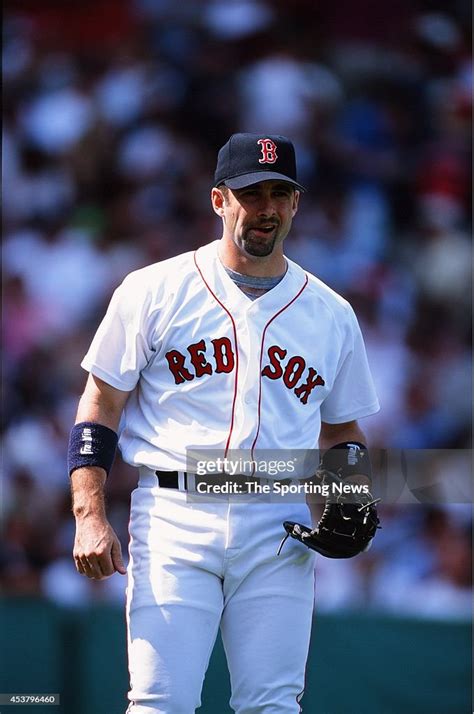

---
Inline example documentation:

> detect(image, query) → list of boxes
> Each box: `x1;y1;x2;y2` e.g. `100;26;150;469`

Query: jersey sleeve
320;304;379;424
81;274;155;391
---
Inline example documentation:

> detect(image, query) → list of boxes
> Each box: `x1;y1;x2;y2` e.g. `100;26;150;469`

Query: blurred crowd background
2;0;472;619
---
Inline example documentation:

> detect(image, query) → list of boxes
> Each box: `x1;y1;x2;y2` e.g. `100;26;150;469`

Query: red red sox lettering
165;338;325;405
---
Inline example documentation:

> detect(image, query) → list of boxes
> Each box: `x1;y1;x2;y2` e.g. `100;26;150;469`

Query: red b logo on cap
257;138;278;164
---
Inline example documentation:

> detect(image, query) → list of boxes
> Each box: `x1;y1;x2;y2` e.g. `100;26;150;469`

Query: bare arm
71;373;131;580
318;419;367;451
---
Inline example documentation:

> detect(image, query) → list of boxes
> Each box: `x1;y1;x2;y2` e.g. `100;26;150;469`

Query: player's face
213;181;300;259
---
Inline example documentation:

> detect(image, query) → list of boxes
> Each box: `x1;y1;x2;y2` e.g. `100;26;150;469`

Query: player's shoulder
306;271;350;307
288;258;355;320
119;248;197;293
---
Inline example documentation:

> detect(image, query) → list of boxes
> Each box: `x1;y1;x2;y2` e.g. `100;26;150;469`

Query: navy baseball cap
214;133;306;191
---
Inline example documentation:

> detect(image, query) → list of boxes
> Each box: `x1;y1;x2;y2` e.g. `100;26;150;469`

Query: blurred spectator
370;507;472;620
203;0;275;40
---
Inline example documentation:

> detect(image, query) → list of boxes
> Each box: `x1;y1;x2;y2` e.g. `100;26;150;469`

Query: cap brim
221;171;306;192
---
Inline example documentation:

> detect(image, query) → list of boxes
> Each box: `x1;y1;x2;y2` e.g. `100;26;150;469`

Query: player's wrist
71;471;108;521
73;501;107;521
320;441;372;485
68;421;118;478
70;464;108;481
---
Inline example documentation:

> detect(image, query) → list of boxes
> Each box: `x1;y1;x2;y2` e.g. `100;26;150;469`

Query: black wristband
68;421;118;477
320;441;372;482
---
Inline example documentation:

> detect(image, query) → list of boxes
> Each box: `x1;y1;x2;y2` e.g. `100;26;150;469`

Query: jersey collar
194;240;308;315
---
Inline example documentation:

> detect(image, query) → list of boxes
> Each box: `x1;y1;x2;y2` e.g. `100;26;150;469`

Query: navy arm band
320;441;372;482
68;421;118;477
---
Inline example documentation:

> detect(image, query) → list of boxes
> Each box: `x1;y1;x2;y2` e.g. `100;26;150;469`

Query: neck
218;237;286;277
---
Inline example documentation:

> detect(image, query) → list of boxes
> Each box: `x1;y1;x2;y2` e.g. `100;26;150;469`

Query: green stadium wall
0;599;471;714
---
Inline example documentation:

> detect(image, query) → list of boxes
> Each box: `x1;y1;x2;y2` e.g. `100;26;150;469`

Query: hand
73;515;126;579
280;493;381;559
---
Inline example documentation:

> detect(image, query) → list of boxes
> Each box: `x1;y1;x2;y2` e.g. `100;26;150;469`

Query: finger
89;557;110;580
74;552;92;576
81;555;106;580
74;547;92;576
78;557;96;578
111;540;127;575
97;550;115;577
74;555;86;575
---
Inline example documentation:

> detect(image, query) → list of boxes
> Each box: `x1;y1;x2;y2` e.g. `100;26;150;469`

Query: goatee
241;227;278;257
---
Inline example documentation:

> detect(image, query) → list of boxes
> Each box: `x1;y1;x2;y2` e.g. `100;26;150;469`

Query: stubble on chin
240;229;278;258
242;239;275;257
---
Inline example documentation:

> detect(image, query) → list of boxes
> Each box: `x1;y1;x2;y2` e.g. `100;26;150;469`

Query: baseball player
69;133;380;713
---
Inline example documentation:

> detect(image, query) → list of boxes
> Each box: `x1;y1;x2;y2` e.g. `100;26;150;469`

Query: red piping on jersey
250;274;309;463
193;250;239;457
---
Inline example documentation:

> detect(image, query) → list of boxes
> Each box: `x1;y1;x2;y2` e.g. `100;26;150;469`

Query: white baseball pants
125;476;316;714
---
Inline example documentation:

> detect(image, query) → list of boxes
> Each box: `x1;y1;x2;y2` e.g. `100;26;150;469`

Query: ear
211;187;226;217
291;190;300;217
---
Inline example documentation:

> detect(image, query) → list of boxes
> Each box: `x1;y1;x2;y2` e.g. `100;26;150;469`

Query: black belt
155;470;295;491
155;471;186;489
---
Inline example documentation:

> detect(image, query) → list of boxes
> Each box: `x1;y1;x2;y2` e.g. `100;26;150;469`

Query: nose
256;195;277;218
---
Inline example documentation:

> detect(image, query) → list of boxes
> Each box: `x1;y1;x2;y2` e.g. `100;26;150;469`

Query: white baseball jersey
82;239;379;473
82;238;380;713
